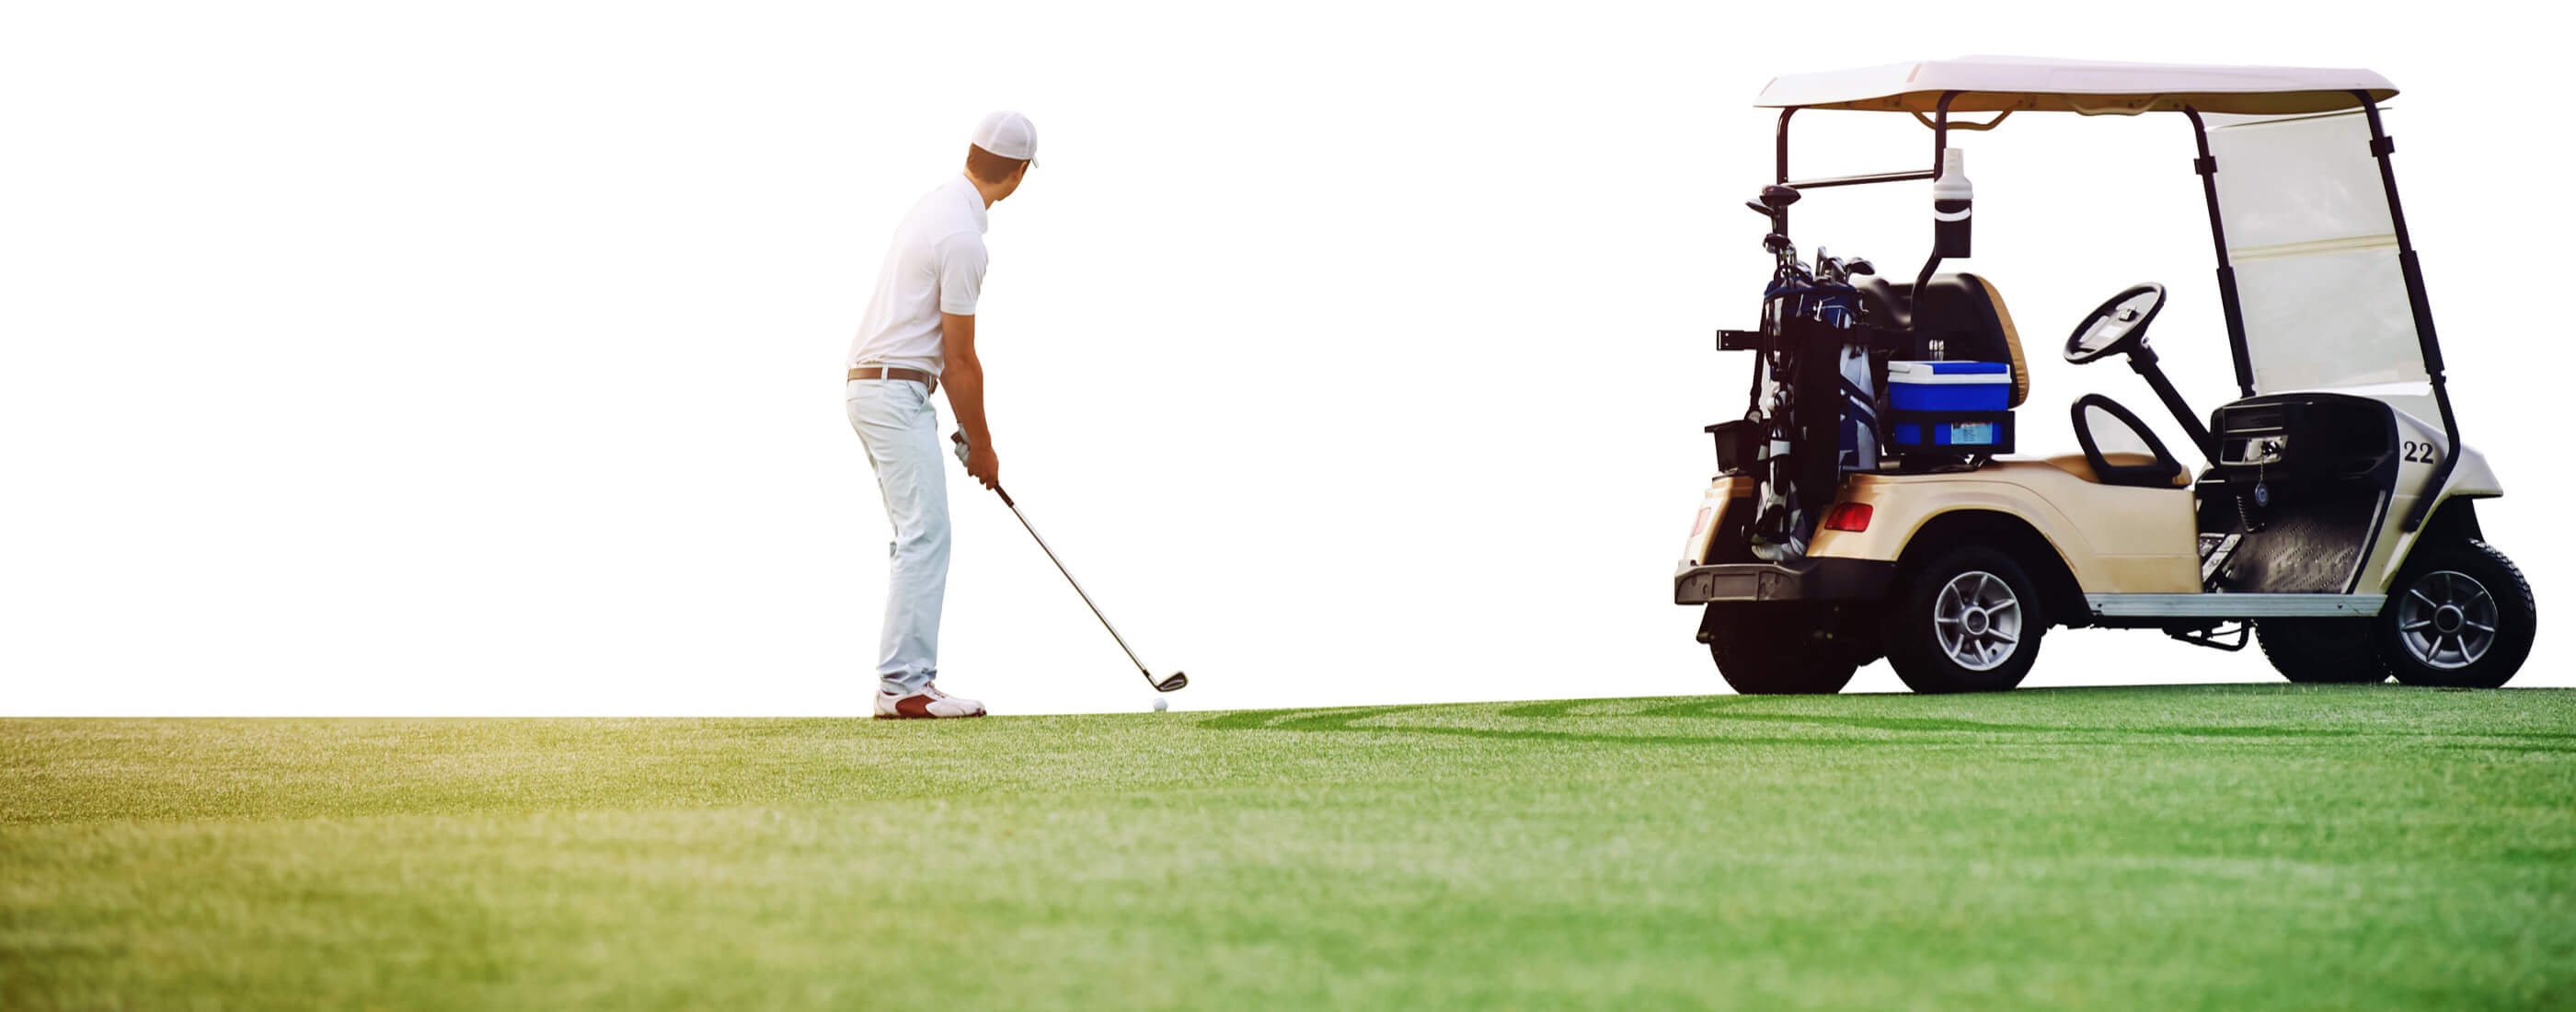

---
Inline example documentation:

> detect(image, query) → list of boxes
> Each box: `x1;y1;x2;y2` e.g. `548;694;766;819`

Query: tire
1704;602;1864;695
1881;546;2045;694
2373;540;2536;689
2256;619;2388;684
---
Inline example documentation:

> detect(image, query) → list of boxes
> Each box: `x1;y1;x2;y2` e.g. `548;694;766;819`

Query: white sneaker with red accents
873;684;987;719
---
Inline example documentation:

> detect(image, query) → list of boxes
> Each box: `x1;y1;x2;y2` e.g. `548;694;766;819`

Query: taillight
1822;502;1872;532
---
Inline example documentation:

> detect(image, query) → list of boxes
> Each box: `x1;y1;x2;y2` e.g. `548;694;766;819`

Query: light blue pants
845;377;949;694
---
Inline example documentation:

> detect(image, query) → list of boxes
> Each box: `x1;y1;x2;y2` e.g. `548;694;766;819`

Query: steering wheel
2064;282;2166;364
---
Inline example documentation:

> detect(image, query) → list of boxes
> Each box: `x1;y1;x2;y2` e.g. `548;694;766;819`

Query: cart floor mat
2208;493;2382;594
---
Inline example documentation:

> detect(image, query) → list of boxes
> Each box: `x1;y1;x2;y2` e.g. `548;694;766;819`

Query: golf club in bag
951;431;1187;693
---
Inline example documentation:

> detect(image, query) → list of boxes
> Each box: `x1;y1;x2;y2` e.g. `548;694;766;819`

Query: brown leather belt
846;365;937;394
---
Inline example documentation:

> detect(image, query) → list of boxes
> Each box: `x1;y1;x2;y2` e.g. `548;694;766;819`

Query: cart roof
1756;56;2397;115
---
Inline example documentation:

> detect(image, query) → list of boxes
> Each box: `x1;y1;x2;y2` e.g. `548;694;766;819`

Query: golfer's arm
940;312;993;452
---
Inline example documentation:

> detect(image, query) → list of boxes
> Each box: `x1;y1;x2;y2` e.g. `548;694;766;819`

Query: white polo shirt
846;174;990;376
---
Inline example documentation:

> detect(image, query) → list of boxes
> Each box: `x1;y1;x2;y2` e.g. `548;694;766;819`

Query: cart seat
1911;273;2030;408
2053;395;2190;488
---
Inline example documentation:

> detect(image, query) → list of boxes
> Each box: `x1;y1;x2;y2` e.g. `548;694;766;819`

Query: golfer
845;110;1036;719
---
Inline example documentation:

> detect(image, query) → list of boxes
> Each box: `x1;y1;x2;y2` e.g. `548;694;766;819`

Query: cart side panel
1682;476;1758;568
1811;464;2200;593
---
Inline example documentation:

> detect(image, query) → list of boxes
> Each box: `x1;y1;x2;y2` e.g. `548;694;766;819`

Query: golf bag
1746;275;1878;561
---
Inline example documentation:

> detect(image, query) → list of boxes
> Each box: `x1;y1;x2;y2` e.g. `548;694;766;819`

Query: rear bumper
1673;558;1896;604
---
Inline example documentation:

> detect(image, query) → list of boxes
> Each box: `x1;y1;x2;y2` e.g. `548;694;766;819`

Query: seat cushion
2045;452;2191;487
1962;274;2030;408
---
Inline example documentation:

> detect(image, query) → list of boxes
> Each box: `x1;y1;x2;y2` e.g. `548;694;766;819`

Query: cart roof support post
2352;91;2461;532
2180;107;2258;399
1772;108;1796;236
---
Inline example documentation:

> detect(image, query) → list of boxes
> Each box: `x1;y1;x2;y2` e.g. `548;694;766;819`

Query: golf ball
1152;697;1168;713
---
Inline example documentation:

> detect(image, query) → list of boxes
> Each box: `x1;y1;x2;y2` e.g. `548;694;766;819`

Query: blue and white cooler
1885;360;2016;453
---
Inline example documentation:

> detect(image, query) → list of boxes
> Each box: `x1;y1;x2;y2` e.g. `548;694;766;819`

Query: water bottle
1933;147;1972;258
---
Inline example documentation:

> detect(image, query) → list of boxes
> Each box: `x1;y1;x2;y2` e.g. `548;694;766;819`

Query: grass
4;684;2573;1009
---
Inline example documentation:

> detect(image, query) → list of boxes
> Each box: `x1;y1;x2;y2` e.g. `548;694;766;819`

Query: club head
1758;184;1801;211
1153;672;1188;693
1846;258;1876;276
1762;233;1793;256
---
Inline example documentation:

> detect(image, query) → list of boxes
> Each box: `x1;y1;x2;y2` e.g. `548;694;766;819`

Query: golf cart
1676;57;2535;694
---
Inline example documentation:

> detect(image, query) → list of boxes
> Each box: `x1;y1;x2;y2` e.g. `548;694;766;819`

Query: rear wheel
1703;602;1865;695
1882;546;2044;694
2256;618;2387;684
2374;541;2535;689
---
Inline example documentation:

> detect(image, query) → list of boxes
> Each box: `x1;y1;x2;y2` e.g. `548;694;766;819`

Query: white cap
970;110;1038;163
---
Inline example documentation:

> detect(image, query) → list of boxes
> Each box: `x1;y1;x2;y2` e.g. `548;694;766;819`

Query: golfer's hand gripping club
950;431;1188;694
949;430;1011;505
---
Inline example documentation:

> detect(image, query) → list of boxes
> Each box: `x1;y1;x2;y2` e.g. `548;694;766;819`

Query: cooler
1885;360;2015;452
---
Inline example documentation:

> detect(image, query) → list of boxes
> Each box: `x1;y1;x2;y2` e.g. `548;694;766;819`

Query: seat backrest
1911;273;2030;408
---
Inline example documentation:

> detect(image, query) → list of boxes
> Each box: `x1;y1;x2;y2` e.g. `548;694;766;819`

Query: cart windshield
2204;109;2428;394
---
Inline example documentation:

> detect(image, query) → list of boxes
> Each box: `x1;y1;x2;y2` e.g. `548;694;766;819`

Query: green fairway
5;685;2573;1009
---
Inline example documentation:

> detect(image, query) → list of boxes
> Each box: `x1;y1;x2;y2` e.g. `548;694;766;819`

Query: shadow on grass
1199;687;2576;752
1195;706;1844;748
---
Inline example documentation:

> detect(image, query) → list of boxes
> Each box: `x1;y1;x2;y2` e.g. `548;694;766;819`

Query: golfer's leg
847;380;950;694
881;386;951;691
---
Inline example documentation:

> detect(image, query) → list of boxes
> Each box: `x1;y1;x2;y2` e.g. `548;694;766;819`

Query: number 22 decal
2403;440;2441;465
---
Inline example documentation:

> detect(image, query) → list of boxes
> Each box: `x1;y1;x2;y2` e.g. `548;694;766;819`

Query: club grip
950;430;1010;504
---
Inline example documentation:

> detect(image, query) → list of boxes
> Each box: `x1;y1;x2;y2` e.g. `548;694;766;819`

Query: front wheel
1704;602;1865;695
1882;546;2046;694
2256;618;2387;684
2374;541;2535;689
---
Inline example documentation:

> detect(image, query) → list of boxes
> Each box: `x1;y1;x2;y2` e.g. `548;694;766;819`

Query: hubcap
2396;569;2498;670
1934;570;2022;672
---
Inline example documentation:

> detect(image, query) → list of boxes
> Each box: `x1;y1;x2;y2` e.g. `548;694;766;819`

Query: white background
5;1;2564;715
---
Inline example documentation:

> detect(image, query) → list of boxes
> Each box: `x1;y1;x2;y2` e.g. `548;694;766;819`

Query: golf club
952;431;1188;693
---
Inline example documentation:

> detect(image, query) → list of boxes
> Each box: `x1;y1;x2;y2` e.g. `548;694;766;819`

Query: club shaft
1002;498;1153;678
